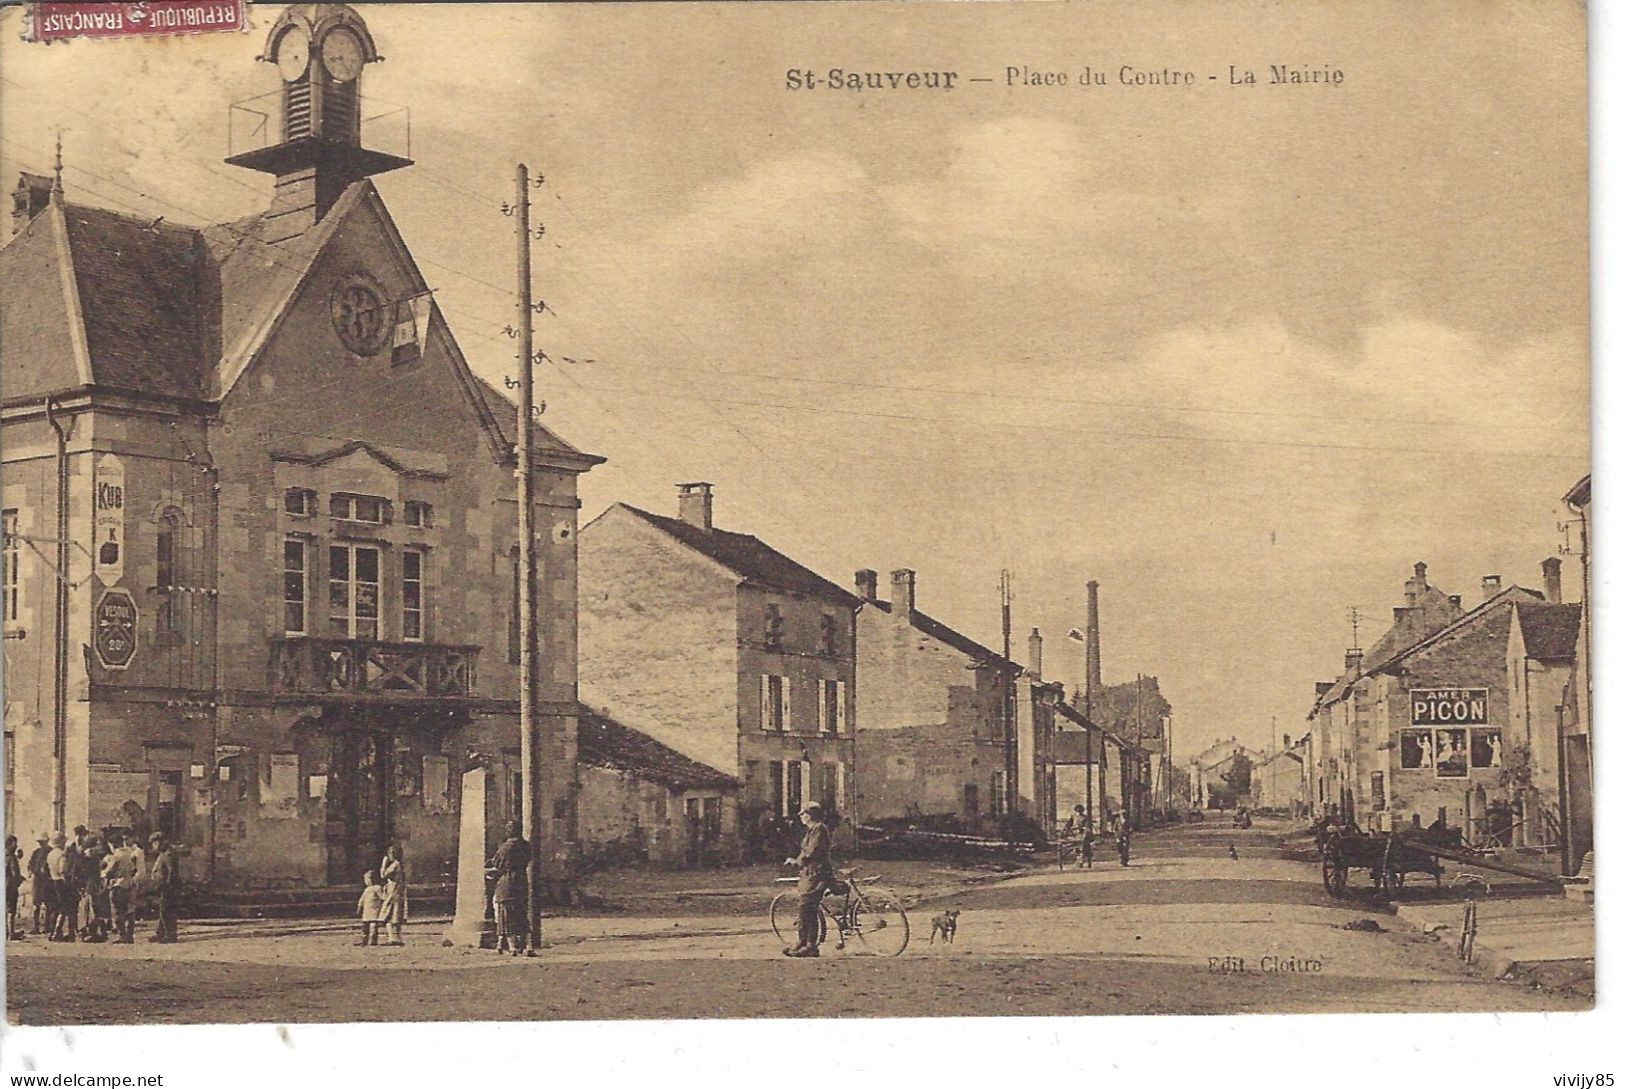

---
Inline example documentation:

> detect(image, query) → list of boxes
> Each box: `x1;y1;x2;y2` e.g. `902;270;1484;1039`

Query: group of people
354;843;410;947
1061;805;1133;868
5;828;181;945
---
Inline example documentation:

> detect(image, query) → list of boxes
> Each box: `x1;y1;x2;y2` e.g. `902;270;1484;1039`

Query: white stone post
443;766;495;948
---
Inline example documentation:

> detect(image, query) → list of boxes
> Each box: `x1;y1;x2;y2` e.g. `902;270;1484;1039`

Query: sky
0;1;1590;760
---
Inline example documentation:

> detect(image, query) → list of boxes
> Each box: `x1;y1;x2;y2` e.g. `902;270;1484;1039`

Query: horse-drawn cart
1319;829;1447;899
1316;823;1566;900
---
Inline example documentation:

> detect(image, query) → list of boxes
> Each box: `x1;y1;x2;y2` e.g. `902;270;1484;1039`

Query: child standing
356;871;384;947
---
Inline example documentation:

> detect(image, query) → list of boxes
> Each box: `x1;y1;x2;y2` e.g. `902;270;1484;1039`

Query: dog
929;909;960;944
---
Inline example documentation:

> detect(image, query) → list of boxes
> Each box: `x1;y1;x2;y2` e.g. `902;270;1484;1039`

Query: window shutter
760;674;773;731
777;676;791;733
836;760;848;813
835;680;848;735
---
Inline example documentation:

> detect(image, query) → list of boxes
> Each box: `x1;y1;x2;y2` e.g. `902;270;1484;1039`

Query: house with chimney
576;483;860;861
850;569;1021;829
1306;562;1463;820
1251;735;1307;814
0;4;602;892
850;569;1060;838
1308;559;1578;842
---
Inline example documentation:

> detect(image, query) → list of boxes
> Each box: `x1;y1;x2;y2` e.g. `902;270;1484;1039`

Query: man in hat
147;833;180;943
783;801;834;958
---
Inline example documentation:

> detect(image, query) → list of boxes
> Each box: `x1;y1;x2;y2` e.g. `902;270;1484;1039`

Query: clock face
330;274;390;356
275;26;309;82
321;27;365;82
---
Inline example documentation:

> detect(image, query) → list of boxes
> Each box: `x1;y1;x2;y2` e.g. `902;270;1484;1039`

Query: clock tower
226;3;412;238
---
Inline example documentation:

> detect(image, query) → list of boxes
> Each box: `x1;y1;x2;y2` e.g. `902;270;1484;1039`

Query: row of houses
0;3;1160;894
575;488;1166;864
1301;478;1593;875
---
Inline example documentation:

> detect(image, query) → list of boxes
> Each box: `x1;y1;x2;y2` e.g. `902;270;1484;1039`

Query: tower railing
227;88;411;160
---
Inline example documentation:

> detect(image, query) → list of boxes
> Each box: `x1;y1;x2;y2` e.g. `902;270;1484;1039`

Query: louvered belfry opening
325;80;361;145
283;79;313;141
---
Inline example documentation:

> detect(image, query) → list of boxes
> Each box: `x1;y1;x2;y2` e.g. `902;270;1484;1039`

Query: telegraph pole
1000;569;1015;840
515;163;542;955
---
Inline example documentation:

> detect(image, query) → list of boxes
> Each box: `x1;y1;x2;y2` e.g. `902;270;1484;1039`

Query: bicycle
770;867;910;956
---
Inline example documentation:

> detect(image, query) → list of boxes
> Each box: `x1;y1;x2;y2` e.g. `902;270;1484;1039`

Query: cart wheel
1322;854;1347;898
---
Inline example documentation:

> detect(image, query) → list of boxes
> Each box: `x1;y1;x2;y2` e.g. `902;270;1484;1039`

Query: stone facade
1;5;601;890
1311;558;1577;841
851;568;1019;828
577;488;858;860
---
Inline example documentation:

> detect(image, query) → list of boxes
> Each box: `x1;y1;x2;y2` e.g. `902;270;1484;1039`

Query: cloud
880;116;1229;280
645;149;872;268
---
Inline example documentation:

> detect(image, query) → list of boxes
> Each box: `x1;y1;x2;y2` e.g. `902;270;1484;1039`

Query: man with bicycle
783;802;833;958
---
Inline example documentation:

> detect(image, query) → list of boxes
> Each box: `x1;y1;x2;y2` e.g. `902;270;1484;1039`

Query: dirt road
4;819;1581;1024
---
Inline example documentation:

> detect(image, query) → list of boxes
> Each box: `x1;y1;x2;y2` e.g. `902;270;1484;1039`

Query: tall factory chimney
1085;580;1103;717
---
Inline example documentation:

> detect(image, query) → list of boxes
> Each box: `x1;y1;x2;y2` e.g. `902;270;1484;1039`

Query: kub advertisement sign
93;453;126;585
94;587;138;670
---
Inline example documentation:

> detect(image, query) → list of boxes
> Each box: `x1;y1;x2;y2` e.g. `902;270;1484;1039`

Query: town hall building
0;4;602;893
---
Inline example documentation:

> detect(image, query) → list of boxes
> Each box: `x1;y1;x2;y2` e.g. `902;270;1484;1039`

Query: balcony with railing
270;637;479;700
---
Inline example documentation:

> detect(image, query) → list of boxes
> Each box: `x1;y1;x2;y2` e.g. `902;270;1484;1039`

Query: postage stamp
23;0;246;43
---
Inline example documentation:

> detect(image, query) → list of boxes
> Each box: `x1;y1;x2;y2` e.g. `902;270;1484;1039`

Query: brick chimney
1481;574;1502;602
890;569;915;614
11;172;53;236
1315;681;1335;697
1542;557;1562;604
1404;561;1428;607
676;482;713;532
1084;580;1103;711
854;569;879;602
1344;648;1362;673
1028;628;1043;679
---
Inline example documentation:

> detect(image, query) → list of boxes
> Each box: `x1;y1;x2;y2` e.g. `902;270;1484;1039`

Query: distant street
5;819;1580;1024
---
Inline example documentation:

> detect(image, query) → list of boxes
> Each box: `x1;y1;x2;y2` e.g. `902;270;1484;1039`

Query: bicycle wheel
770;891;826;947
847;886;909;956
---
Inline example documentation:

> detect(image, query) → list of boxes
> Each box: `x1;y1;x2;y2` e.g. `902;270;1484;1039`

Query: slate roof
59;203;209;399
621;504;861;607
1517;601;1581;660
0;207;82;400
472;376;592;459
867;598;1021;671
577;709;738;790
1368;585;1537;676
1;181;594;476
1310;583;1505;716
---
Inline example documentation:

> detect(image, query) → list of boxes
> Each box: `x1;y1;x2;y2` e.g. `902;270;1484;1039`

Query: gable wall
211;194;582;703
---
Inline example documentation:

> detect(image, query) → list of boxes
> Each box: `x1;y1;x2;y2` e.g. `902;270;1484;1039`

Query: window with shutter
784;761;801;816
760;675;774;731
835;680;848;734
769;760;784;816
777;677;791;733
